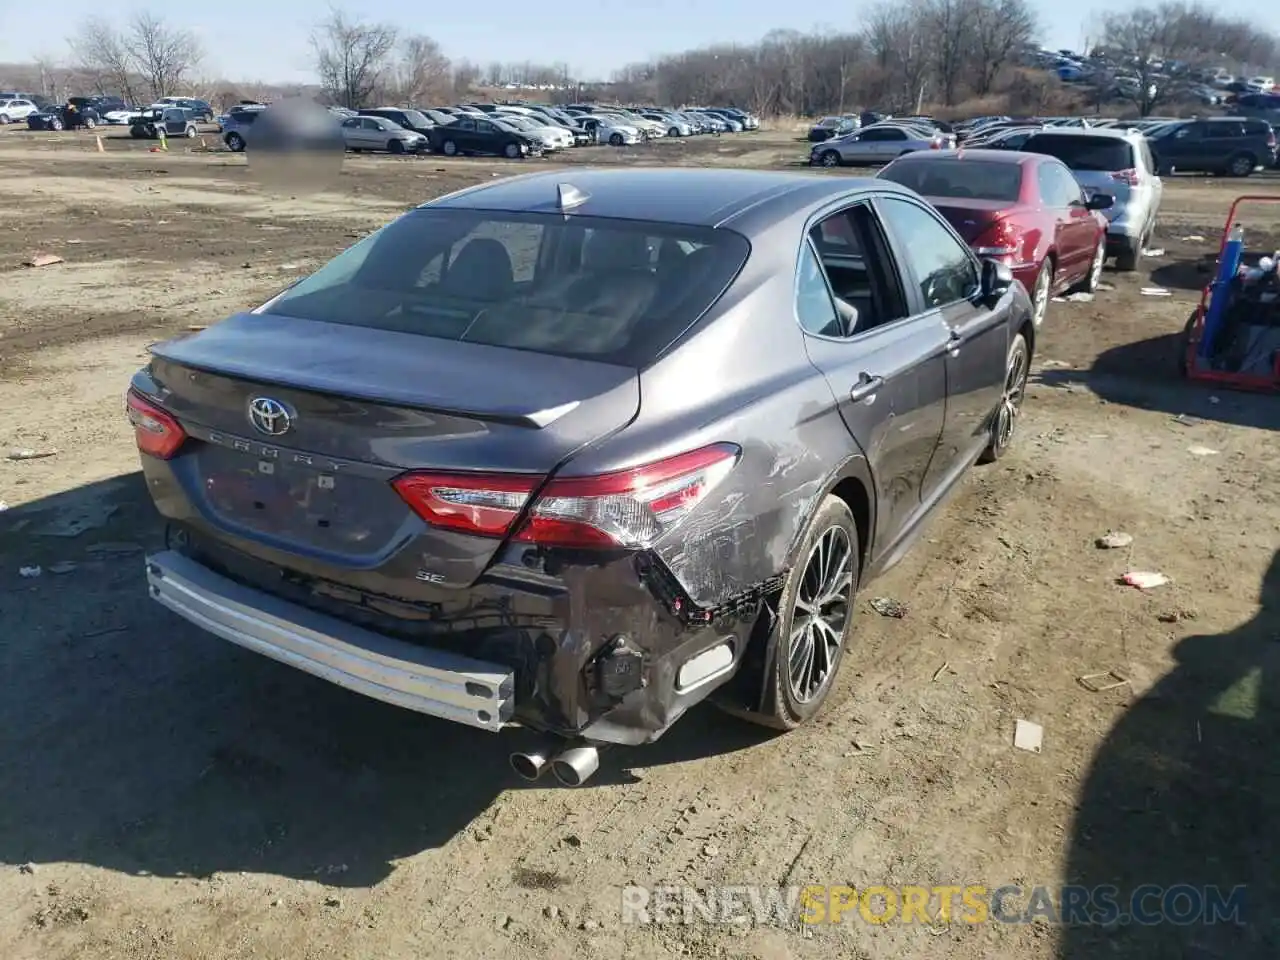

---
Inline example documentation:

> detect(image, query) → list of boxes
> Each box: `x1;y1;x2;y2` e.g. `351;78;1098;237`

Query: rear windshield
1021;134;1134;172
262;209;751;366
879;159;1022;201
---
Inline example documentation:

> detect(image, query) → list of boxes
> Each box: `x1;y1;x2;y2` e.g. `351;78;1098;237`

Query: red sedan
877;149;1113;327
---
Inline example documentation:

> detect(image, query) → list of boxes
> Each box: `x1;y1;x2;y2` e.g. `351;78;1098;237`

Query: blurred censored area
244;98;346;194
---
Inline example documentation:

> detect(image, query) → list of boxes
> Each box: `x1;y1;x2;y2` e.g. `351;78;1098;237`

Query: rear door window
1022;134;1134;172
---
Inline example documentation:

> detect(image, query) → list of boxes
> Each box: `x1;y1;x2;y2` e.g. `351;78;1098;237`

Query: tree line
24;1;1280;116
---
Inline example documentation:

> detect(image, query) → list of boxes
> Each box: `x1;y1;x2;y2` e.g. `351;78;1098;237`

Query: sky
2;0;1278;85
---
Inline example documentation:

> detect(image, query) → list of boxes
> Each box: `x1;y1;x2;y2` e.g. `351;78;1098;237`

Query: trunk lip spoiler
145;352;586;430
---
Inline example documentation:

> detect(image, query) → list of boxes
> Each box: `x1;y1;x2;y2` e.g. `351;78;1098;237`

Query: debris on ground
1171;413;1201;427
1096;281;1116;291
1181;235;1206;242
1039;359;1071;368
7;448;58;460
1157;607;1198;623
0;500;8;512
1119;571;1171;590
1077;671;1130;693
18;565;42;578
47;562;78;575
1096;531;1134;549
1013;720;1043;753
932;661;950;682
35;502;119;538
84;541;143;556
1052;292;1095;303
869;597;908;618
18;863;36;875
1140;286;1172;296
1142;248;1165;257
1187;445;1219;456
25;252;65;268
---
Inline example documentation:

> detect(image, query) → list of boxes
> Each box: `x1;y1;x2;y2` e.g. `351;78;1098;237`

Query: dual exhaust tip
509;743;599;787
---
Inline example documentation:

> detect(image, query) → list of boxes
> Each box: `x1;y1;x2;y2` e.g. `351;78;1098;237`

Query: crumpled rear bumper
147;550;514;731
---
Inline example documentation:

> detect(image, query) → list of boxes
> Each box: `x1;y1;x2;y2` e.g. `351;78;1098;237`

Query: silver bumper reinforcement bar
144;550;515;732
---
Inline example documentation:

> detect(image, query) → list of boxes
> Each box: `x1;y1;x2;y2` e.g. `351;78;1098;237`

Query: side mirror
981;259;1015;303
1086;192;1115;211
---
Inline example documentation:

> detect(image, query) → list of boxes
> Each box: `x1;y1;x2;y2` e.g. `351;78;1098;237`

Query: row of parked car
806;114;1166;282
0;93;216;132
217;100;760;157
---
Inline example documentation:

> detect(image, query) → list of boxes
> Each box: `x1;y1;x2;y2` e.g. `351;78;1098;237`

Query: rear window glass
879;159;1022;202
262;209;751;366
1022;134;1134;172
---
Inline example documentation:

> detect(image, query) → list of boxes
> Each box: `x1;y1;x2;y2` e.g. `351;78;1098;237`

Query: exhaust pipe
550;745;600;787
509;741;558;781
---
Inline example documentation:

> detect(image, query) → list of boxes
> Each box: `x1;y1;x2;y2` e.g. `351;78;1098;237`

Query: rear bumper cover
146;519;763;745
147;549;514;731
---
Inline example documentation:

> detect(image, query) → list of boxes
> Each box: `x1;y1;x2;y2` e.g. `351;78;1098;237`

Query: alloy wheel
995;340;1029;451
1089;240;1105;289
1032;263;1051;327
821;151;839;167
787;526;854;704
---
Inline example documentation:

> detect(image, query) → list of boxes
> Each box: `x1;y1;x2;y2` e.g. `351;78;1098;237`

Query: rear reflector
392;443;741;549
126;389;187;460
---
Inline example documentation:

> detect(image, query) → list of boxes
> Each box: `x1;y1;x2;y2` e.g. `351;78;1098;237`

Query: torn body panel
154;487;764;745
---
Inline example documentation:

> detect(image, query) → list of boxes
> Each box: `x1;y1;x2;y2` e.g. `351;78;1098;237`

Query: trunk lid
928;198;1018;243
145;313;639;584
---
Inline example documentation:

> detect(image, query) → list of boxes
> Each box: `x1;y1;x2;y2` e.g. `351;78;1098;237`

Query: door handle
849;374;885;402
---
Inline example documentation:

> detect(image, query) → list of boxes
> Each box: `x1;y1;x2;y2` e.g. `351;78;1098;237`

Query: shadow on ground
0;474;771;889
1033;328;1280;430
1061;550;1280;957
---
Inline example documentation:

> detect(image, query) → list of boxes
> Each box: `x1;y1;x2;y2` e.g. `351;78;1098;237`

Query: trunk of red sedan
927;198;1019;243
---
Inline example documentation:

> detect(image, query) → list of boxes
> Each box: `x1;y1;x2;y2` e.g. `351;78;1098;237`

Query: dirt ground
1;126;1278;960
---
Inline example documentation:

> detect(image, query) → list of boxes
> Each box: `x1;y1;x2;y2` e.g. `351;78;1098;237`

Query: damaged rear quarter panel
562;273;868;610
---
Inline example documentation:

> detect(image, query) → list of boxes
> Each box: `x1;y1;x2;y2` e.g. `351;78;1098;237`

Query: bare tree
311;8;397;109
68;19;140;103
128;11;201;100
969;0;1037;96
392;35;451;105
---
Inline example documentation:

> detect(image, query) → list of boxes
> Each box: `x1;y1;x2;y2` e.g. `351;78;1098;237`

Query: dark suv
1148;117;1277;176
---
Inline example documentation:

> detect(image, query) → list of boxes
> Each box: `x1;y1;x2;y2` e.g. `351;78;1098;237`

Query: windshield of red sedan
879;159;1023;202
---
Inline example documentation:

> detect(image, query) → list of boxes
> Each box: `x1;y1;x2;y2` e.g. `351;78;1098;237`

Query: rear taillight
1268;131;1276;148
392;443;741;549
126;389;187;460
1109;168;1141;186
973;218;1022;258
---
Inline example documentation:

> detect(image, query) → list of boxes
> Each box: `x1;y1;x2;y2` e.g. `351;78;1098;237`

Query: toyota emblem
248;397;293;436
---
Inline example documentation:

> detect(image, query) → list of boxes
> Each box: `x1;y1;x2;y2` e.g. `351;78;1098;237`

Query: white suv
1018;128;1163;272
0;99;38;124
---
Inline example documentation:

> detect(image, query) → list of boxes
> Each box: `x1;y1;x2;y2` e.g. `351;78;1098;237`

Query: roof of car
890;148;1040;164
1024;127;1140;140
423;167;913;230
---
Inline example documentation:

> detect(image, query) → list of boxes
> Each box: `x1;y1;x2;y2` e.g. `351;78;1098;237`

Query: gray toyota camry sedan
128;167;1034;786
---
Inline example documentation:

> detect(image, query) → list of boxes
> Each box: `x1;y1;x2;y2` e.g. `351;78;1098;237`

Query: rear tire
980;333;1029;463
739;495;859;732
1227;152;1255;177
503;142;521;159
820;150;840;167
1115;238;1141;272
1070;236;1107;294
225;132;245;152
609;132;624;146
1030;260;1052;328
442;139;458;156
